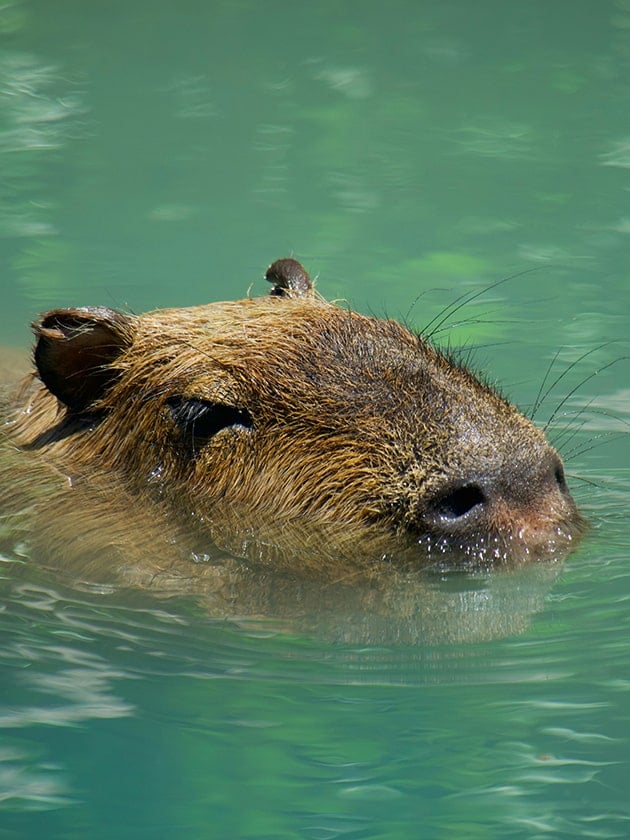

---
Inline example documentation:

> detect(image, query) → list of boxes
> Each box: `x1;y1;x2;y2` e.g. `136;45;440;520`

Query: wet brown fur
0;265;587;642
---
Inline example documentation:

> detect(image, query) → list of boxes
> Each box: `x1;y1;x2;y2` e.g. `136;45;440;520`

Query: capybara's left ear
33;307;135;411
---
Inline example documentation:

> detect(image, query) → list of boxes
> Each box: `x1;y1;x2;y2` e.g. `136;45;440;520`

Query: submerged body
0;260;586;640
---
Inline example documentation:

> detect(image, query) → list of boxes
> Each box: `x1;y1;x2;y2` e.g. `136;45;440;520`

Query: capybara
0;259;586;640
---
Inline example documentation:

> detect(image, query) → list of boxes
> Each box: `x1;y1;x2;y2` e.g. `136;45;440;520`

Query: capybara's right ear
33;307;135;412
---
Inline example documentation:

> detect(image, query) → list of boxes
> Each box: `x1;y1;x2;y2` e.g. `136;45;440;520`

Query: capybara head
8;258;585;572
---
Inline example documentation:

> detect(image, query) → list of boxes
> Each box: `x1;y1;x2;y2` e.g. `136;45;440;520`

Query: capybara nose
427;481;488;526
422;449;572;537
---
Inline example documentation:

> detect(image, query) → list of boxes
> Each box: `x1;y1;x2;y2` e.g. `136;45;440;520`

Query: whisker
422;267;544;340
429;314;517;338
547;397;604;448
403;290;432;325
552;417;592;452
537;344;612;422
544;356;627;433
565;473;606;490
563;431;628;462
530;348;562;420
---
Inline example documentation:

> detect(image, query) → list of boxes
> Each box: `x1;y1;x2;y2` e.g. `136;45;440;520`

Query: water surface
1;1;629;837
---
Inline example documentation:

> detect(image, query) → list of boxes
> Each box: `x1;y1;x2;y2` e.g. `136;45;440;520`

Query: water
1;0;629;837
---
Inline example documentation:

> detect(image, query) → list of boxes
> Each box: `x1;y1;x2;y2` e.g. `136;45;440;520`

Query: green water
1;1;630;837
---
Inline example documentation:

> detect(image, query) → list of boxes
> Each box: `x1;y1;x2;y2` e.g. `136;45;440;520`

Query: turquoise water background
1;1;630;837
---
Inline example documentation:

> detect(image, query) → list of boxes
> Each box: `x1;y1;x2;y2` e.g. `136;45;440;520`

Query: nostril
554;463;567;492
432;483;487;522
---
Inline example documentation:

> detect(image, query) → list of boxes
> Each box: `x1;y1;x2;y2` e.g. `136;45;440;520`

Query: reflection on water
312;62;373;100
0;52;85;241
1;0;629;837
450;118;534;160
0;745;73;812
600;136;630;168
2;542;630;837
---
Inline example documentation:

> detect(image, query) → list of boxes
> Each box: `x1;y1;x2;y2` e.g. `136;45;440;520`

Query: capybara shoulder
1;259;586;589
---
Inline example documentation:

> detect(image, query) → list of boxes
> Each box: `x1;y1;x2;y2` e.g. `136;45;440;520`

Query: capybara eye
166;396;253;455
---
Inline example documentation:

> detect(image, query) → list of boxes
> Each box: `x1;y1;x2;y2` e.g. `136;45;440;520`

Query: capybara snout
4;258;586;573
417;444;579;560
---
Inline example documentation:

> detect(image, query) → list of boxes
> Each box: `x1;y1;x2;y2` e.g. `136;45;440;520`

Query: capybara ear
265;258;313;297
33;307;135;411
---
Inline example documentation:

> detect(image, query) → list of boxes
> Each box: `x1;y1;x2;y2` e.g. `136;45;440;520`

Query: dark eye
166;396;253;455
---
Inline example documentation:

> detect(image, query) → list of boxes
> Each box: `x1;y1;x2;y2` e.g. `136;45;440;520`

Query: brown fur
0;265;587;641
